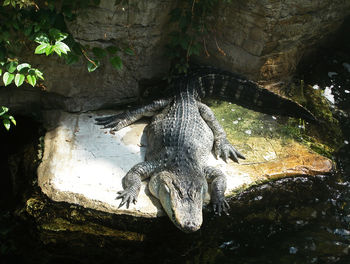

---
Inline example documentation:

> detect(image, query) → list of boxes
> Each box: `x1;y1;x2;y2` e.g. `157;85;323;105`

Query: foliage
0;106;16;131
0;0;134;129
0;0;132;73
166;0;231;74
1;60;44;87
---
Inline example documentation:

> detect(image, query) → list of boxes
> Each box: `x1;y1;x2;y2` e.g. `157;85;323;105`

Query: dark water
1;21;350;264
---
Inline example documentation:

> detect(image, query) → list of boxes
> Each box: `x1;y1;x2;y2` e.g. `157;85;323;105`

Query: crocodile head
149;170;208;233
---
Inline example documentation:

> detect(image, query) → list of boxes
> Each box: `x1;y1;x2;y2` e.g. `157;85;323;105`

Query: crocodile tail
190;68;317;123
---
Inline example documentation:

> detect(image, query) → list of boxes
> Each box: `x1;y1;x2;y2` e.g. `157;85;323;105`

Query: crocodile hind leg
198;102;245;163
95;99;169;132
204;166;230;216
117;160;160;208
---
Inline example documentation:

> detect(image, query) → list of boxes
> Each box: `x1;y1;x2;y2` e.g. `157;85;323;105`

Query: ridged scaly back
172;66;317;123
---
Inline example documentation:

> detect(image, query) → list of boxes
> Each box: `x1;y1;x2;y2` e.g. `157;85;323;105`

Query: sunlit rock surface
38;104;333;218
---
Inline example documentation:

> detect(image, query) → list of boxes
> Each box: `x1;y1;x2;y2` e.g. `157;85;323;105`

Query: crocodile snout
182;220;200;233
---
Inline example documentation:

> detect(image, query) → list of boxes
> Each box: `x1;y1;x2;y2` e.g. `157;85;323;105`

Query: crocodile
95;67;316;233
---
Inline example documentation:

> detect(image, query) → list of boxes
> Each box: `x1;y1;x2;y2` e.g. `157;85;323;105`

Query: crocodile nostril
183;221;200;233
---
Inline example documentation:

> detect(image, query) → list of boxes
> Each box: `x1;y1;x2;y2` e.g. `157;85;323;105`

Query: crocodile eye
164;185;170;193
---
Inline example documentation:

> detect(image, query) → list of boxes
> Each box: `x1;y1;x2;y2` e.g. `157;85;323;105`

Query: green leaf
87;59;100;72
24;25;33;36
49;28;68;42
3;0;10;6
53;45;61;56
12;21;19;30
3;119;10;131
35;43;50;54
49;28;59;38
14;73;25;87
34;69;44;80
92;47;107;58
54;41;70;55
8;115;15;126
6;61;18;73
106;46;119;55
27;75;36;87
0;69;2;76
17;63;31;73
124;47;134;56
34;33;49;44
1;31;10;42
110;56;123;70
28;68;36;75
45;45;54;56
34;24;41;33
0;106;8;116
3;72;14;86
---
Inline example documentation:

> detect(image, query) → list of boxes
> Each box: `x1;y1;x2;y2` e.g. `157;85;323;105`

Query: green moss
206;98;338;158
290;81;343;151
41;217;145;241
26;197;46;218
207;100;299;142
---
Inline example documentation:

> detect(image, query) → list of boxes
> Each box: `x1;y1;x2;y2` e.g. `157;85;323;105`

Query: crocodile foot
116;187;139;208
212;196;230;216
214;138;245;163
95;113;130;131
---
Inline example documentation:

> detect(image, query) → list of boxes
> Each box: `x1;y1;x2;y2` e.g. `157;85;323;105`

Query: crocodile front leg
96;99;169;132
198;102;245;163
117;160;160;208
204;166;230;216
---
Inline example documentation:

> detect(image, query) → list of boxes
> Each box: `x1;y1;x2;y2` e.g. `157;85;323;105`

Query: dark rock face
32;0;174;112
1;0;349;113
198;0;350;82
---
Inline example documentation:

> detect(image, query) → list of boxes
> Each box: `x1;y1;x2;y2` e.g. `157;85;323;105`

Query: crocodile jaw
158;185;203;233
149;172;205;233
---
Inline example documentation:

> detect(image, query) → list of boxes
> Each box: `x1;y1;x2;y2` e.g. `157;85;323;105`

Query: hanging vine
165;0;232;74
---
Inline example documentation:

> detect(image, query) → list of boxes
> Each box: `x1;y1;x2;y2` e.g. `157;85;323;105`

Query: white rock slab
38;111;332;218
38;111;252;218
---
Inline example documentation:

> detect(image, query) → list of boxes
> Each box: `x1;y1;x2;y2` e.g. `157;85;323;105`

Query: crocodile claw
95;114;128;132
95;115;119;125
214;138;245;163
116;189;138;209
213;198;230;216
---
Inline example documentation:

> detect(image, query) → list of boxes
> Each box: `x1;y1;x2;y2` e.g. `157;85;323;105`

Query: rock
2;0;348;113
38;110;160;218
37;104;333;220
18;0;174;112
198;0;350;83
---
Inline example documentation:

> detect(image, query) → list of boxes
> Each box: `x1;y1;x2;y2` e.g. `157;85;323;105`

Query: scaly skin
96;67;315;233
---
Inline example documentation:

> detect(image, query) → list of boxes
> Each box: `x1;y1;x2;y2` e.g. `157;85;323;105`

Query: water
215;178;350;264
